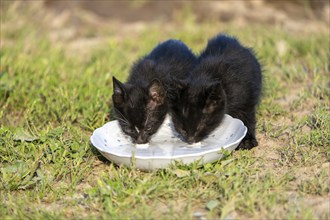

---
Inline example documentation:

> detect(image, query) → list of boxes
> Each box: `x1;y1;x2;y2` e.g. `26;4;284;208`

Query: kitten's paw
237;138;258;150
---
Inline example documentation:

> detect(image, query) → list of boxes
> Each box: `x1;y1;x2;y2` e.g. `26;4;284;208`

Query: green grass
1;3;329;220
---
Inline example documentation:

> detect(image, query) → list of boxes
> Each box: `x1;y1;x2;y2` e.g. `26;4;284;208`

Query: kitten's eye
125;126;138;135
127;129;135;134
145;126;152;132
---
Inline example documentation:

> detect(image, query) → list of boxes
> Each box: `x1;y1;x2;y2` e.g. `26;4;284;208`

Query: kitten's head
169;80;226;143
112;76;167;144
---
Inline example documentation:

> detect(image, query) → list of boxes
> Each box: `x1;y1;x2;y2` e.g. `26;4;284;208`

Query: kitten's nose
136;135;148;144
186;137;195;144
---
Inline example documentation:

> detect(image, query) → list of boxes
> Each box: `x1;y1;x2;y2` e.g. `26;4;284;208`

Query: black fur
169;34;262;149
112;40;197;144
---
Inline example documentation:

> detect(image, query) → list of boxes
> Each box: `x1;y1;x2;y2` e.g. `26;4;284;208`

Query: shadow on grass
89;142;111;164
89;142;125;170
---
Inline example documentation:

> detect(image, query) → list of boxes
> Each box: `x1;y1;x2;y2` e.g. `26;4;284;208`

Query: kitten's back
147;40;197;80
128;39;197;86
148;40;196;65
199;34;243;59
197;34;262;98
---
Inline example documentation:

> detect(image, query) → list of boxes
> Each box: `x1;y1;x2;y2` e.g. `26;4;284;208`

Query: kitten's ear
203;82;225;114
207;82;224;100
147;79;165;109
167;78;188;104
112;77;126;106
113;77;125;95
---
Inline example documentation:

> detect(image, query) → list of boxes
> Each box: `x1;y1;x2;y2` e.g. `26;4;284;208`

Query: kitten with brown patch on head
112;40;197;144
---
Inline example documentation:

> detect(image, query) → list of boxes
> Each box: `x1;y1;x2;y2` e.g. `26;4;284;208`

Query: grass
1;2;329;219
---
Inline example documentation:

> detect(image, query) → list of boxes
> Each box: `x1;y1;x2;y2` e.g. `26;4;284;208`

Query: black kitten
112;40;197;144
169;34;262;149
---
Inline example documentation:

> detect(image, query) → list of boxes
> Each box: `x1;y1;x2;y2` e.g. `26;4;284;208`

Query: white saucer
90;114;247;171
